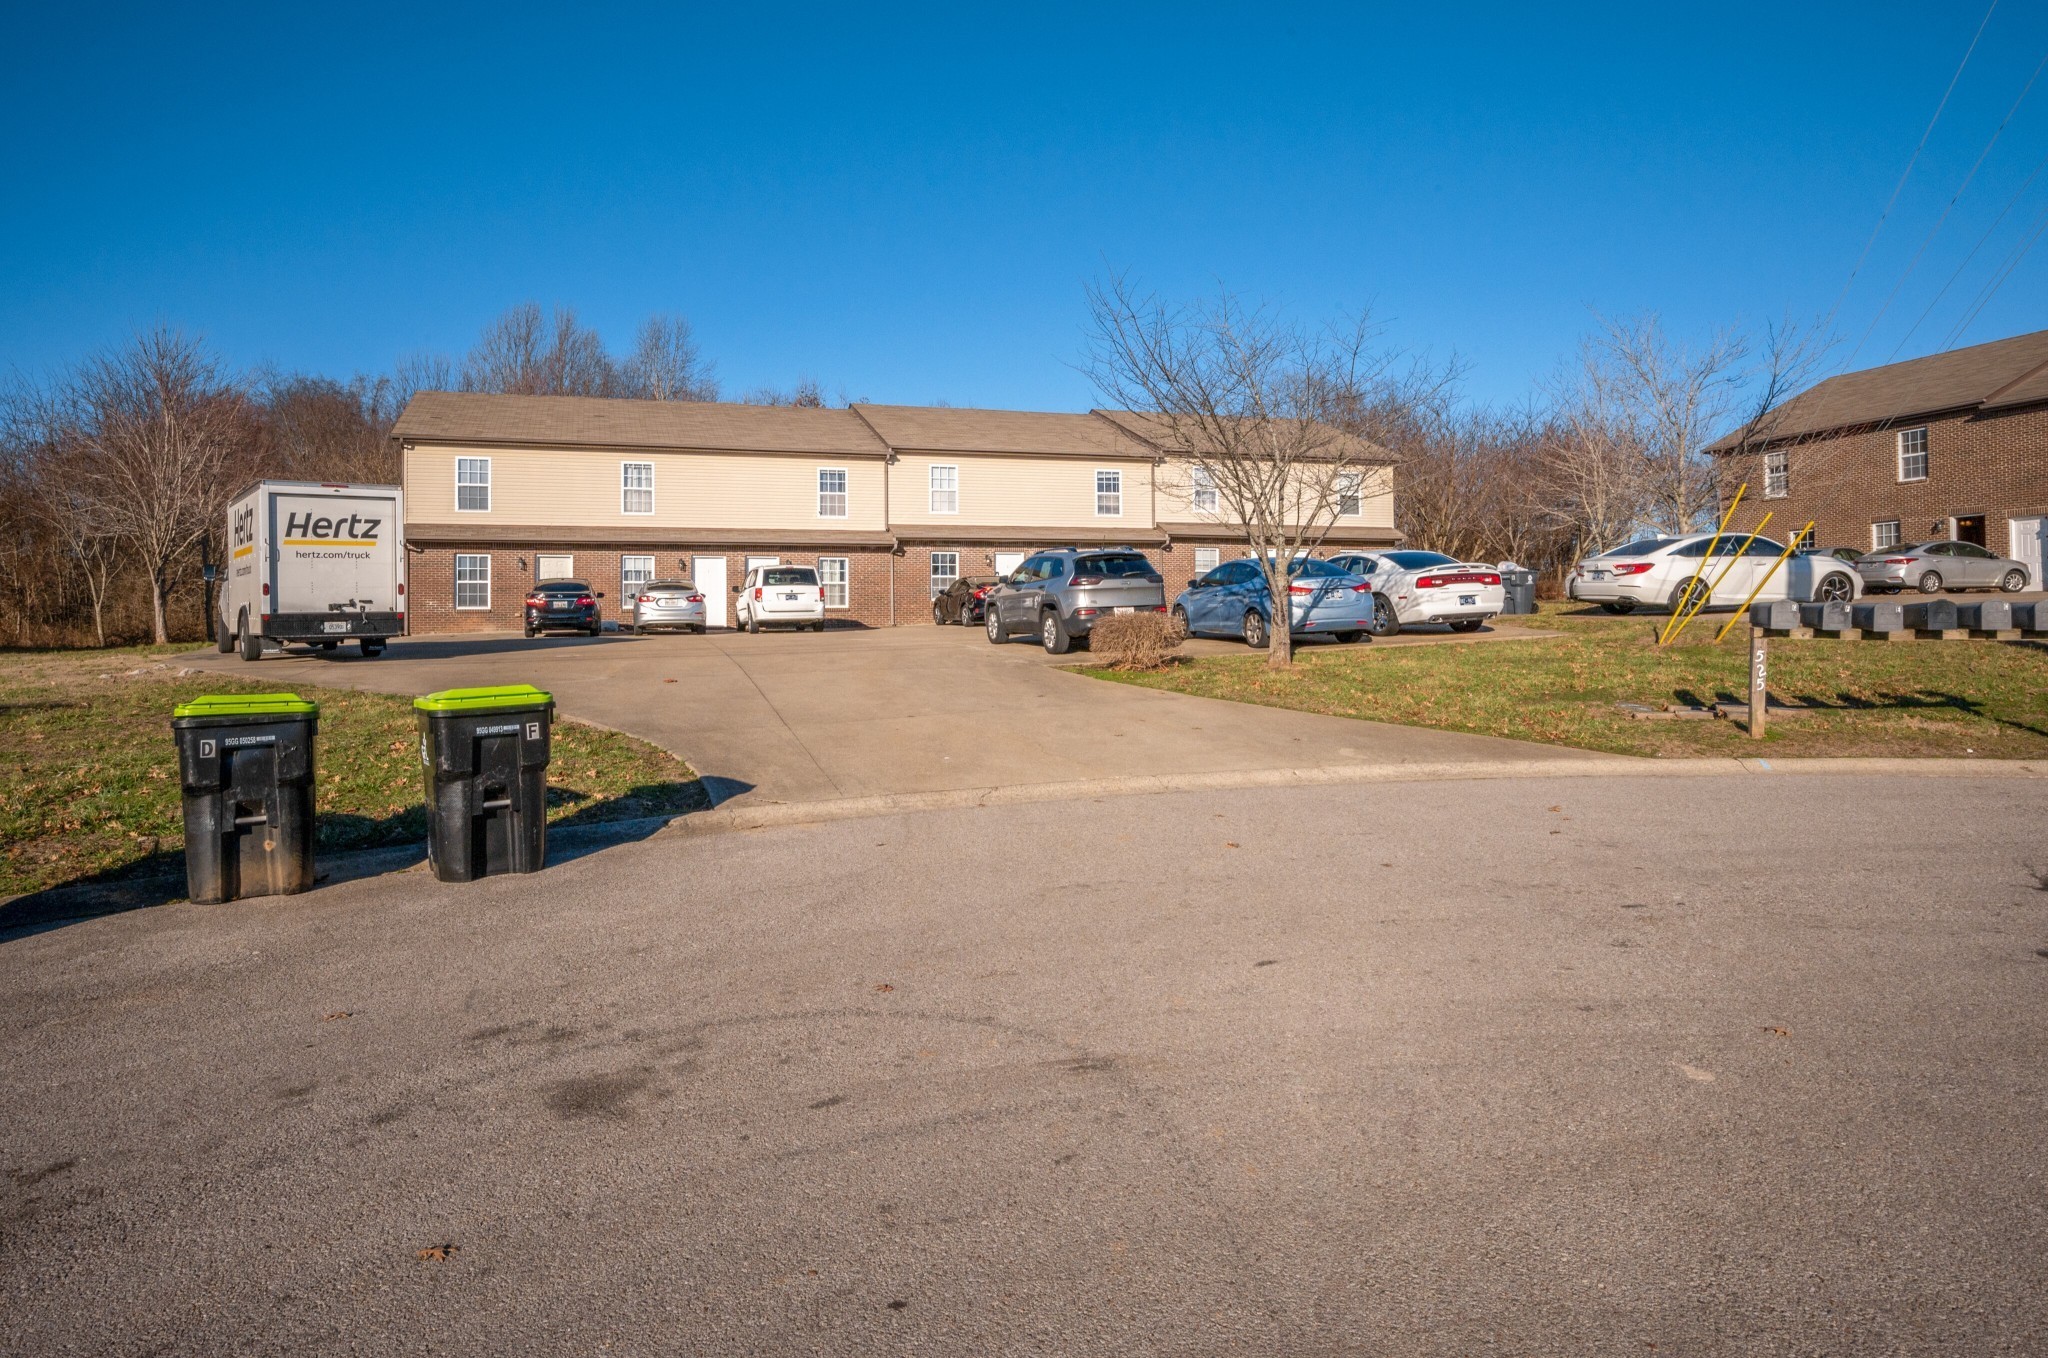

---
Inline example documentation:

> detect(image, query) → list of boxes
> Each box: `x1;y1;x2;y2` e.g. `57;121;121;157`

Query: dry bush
1088;612;1184;669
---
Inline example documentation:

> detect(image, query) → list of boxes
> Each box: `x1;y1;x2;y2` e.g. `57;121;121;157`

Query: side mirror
1188;578;1201;589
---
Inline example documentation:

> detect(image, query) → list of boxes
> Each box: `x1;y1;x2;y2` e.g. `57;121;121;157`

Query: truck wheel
238;612;262;662
359;638;384;658
216;615;234;654
1042;611;1073;655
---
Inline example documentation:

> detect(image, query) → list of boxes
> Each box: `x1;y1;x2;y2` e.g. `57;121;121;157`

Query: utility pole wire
1822;0;1998;340
1850;44;2048;367
1889;143;2048;362
1941;194;2048;350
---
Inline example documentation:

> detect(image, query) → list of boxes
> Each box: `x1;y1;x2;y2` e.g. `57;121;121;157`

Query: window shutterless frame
622;462;655;514
1764;449;1789;498
1872;520;1902;551
1190;466;1218;514
1896;429;1928;483
1336;472;1362;517
1096;469;1122;517
454;553;490;609
817;468;848;518
455;457;491;512
929;551;959;598
819;556;849;608
929;464;959;514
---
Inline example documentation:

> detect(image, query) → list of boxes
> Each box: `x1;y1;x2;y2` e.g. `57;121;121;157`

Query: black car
524;579;605;637
932;574;1001;625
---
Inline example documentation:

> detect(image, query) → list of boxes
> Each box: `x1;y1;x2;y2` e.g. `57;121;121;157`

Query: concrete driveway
184;623;1599;806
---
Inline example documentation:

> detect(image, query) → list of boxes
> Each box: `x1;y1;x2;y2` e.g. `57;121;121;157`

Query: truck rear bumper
262;612;404;640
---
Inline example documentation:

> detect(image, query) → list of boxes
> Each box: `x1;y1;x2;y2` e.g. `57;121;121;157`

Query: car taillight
1351;582;1372;592
397;582;405;596
1883;558;1915;564
1071;575;1103;586
526;597;543;608
1288;584;1315;595
1150;604;1168;612
1417;575;1444;589
637;594;653;603
972;588;986;599
686;593;703;603
578;596;593;607
754;587;762;600
1610;563;1655;576
260;583;269;595
1478;573;1501;586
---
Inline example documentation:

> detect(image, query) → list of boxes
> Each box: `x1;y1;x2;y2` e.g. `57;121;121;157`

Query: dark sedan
932;574;1001;625
524;579;605;637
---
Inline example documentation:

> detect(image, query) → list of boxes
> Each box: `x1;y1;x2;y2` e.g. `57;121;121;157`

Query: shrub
1088;612;1184;669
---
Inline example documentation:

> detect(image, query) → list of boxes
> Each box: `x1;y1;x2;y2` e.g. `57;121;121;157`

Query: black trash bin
415;685;554;883
170;693;319;904
1499;568;1538;615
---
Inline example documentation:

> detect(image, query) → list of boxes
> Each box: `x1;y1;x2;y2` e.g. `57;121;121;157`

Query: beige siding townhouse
393;392;1400;631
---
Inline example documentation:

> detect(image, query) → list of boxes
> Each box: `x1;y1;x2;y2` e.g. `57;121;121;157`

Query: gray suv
983;547;1168;653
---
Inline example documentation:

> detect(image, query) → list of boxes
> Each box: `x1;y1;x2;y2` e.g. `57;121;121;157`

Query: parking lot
183;621;1596;807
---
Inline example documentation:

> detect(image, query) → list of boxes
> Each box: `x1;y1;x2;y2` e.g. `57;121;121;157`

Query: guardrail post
1748;625;1767;740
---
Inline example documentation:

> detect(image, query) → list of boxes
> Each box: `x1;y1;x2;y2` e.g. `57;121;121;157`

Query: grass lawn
1086;603;2048;760
0;649;706;898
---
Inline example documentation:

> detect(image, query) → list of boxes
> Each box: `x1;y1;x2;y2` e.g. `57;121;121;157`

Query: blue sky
4;2;2045;410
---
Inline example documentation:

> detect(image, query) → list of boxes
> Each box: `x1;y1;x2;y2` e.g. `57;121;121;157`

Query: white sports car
1326;550;1506;636
1566;532;1862;615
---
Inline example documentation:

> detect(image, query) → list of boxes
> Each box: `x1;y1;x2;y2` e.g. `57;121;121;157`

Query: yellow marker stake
1659;483;1747;645
1666;511;1774;645
1715;521;1816;643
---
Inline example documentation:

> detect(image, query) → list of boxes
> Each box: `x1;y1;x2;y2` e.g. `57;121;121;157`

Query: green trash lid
172;692;318;719
413;683;554;714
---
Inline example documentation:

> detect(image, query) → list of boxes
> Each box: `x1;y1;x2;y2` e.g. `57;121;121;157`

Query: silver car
1853;541;2032;594
624;579;708;633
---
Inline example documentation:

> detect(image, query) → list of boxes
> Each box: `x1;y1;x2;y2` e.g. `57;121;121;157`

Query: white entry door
2011;517;2046;588
993;550;1026;578
693;555;728;629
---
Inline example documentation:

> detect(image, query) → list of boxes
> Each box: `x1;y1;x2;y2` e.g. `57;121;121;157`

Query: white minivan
734;565;826;632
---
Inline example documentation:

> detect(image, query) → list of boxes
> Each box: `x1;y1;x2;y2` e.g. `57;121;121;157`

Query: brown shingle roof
1091;409;1392;463
848;404;1154;458
1710;328;2048;450
391;392;892;456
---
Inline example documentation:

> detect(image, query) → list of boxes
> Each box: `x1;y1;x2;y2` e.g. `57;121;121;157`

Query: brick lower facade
1715;405;2048;559
404;534;1405;633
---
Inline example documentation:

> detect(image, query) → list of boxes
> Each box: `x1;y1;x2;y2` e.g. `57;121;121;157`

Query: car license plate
781;591;801;601
551;601;569;609
1114;606;1135;614
322;620;350;633
1589;570;1609;581
1459;595;1476;606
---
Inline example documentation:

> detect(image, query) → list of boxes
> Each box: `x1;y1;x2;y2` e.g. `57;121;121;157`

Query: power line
1823;0;1999;339
1849;44;2048;366
1889;143;2048;361
1941;193;2048;349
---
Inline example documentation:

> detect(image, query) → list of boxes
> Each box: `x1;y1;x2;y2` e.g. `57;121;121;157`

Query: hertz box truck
219;481;407;661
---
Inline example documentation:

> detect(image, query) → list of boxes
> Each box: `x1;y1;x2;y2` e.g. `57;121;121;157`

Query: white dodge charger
1326;550;1506;636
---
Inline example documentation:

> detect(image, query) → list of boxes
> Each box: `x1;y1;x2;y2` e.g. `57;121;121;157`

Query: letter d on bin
170;693;319;904
415;685;554;882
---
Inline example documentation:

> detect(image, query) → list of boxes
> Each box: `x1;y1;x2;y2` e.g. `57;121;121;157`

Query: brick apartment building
391;393;1399;632
1707;328;2048;583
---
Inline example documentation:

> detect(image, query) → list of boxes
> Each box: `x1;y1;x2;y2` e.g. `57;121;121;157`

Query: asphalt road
5;774;2045;1355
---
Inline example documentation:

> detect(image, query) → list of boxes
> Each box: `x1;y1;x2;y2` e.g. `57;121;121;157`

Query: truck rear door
270;492;400;615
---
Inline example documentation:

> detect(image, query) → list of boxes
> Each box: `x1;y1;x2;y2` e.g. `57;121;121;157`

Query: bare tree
1084;276;1405;668
460;303;621;397
3;384;126;645
257;373;401;484
623;315;718;401
739;377;831;408
64;328;250;643
392;351;454;411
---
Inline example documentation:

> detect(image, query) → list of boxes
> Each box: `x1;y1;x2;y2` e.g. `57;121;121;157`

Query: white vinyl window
1096;469;1122;517
1194;547;1221;576
1764;449;1789;498
819;556;849;609
622;462;654;514
1336;472;1363;517
535;553;574;581
621;555;655;597
930;551;959;598
1897;429;1928;482
929;464;959;514
1190;465;1218;514
1872;520;1902;551
455;457;491;512
454;554;490;609
818;468;848;518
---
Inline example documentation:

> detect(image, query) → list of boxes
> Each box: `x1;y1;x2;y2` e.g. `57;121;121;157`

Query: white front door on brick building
2011;517;2046;588
694;556;728;629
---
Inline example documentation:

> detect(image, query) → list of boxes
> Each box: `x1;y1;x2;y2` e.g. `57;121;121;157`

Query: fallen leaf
1760;1025;1790;1037
322;1011;352;1022
415;1244;459;1262
874;983;894;993
663;678;677;684
1224;841;1240;849
1674;1063;1716;1083
1548;805;1562;813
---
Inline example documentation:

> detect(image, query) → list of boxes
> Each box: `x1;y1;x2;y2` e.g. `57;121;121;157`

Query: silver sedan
624;580;708;633
1853;542;2032;594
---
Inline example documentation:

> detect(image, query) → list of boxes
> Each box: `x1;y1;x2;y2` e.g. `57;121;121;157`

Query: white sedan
1326;550;1506;636
734;565;827;633
1567;533;1862;614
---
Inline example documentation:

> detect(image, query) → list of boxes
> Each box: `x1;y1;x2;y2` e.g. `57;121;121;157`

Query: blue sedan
1171;557;1376;648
